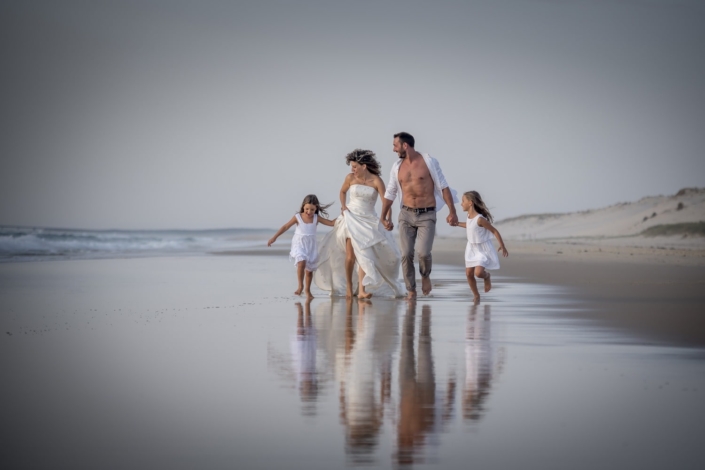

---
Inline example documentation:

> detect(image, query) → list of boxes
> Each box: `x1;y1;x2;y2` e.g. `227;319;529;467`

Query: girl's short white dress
465;215;500;270
290;213;318;271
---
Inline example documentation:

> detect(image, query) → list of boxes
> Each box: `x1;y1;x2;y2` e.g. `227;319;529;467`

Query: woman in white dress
315;149;406;298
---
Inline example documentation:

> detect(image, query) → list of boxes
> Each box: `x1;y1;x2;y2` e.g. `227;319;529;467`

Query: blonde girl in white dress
268;195;335;298
456;191;508;302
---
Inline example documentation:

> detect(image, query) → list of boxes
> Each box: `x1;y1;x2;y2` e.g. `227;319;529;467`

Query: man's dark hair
394;132;415;148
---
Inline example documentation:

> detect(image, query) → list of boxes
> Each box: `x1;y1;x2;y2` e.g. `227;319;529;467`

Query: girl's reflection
292;299;319;415
464;303;494;421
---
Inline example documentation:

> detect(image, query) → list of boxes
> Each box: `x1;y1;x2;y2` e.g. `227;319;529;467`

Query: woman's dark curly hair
345;149;381;176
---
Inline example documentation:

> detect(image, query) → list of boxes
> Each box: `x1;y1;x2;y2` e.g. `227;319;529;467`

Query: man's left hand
446;213;458;226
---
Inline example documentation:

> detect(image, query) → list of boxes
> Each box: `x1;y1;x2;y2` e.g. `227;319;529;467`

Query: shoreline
432;238;705;348
3;235;704;349
214;237;705;348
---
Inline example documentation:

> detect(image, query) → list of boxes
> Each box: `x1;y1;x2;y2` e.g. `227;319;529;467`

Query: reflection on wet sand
292;299;318;415
396;301;456;466
269;298;503;466
464;303;494;422
336;299;396;464
266;299;323;416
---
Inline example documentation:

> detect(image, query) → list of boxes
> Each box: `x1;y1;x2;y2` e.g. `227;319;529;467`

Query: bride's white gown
315;184;406;297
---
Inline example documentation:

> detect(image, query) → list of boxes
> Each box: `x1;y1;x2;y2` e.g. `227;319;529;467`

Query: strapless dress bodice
348;185;377;214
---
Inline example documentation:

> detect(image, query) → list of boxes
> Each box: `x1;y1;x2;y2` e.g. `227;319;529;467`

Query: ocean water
0;226;279;262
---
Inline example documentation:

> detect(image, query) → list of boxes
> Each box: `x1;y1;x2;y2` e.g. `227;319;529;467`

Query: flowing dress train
314;185;406;298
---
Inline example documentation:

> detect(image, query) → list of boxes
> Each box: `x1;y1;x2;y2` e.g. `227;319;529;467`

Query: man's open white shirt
384;153;459;211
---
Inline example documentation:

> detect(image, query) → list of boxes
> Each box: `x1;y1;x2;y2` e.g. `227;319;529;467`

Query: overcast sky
1;0;704;232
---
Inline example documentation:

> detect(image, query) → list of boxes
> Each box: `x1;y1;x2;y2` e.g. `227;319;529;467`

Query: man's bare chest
399;162;432;185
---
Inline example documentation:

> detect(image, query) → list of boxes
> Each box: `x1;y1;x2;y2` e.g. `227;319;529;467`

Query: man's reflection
464;303;493;421
396;302;456;466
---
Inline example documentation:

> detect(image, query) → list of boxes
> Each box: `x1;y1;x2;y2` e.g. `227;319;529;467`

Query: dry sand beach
2;189;704;469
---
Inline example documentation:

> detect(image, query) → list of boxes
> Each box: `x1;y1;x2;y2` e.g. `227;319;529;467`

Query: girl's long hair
299;194;333;218
345;149;381;176
463;191;493;223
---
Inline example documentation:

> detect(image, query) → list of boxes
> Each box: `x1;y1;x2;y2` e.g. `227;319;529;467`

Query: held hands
498;245;509;257
446;212;459;226
381;218;394;231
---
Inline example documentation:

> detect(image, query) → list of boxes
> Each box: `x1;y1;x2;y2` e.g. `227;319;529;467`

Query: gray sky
1;0;704;232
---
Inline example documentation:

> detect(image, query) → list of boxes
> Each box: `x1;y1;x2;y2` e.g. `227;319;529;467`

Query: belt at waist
401;205;436;214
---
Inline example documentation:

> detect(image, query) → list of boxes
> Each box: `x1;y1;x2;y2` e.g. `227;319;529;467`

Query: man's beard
397;150;407;159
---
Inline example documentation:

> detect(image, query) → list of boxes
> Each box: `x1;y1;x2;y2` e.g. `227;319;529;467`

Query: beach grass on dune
641;221;705;237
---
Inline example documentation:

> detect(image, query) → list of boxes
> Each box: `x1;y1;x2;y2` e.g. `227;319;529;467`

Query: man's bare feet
484;272;492;293
294;287;303;295
406;291;417;301
421;277;432;296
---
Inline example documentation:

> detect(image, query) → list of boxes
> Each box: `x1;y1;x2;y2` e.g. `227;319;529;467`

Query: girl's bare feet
484;272;492;293
294;287;303;295
305;291;314;299
358;291;372;299
473;296;480;304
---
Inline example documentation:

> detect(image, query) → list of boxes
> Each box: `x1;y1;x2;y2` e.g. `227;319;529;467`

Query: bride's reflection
396;301;456;466
464;303;495;422
336;299;398;464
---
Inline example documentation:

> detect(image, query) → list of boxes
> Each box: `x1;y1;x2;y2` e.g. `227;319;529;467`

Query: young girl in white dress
268;195;335;298
456;191;509;302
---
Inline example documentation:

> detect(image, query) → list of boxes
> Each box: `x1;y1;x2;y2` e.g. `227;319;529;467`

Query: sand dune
494;187;705;241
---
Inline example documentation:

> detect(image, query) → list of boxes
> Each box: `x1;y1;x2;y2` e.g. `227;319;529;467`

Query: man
381;132;458;300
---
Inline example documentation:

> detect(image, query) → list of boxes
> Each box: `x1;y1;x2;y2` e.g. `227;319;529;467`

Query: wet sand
1;253;704;469
431;237;705;348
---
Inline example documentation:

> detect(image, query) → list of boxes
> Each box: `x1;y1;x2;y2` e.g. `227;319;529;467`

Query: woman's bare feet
484;272;492;293
421;277;432;295
358;291;372;300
